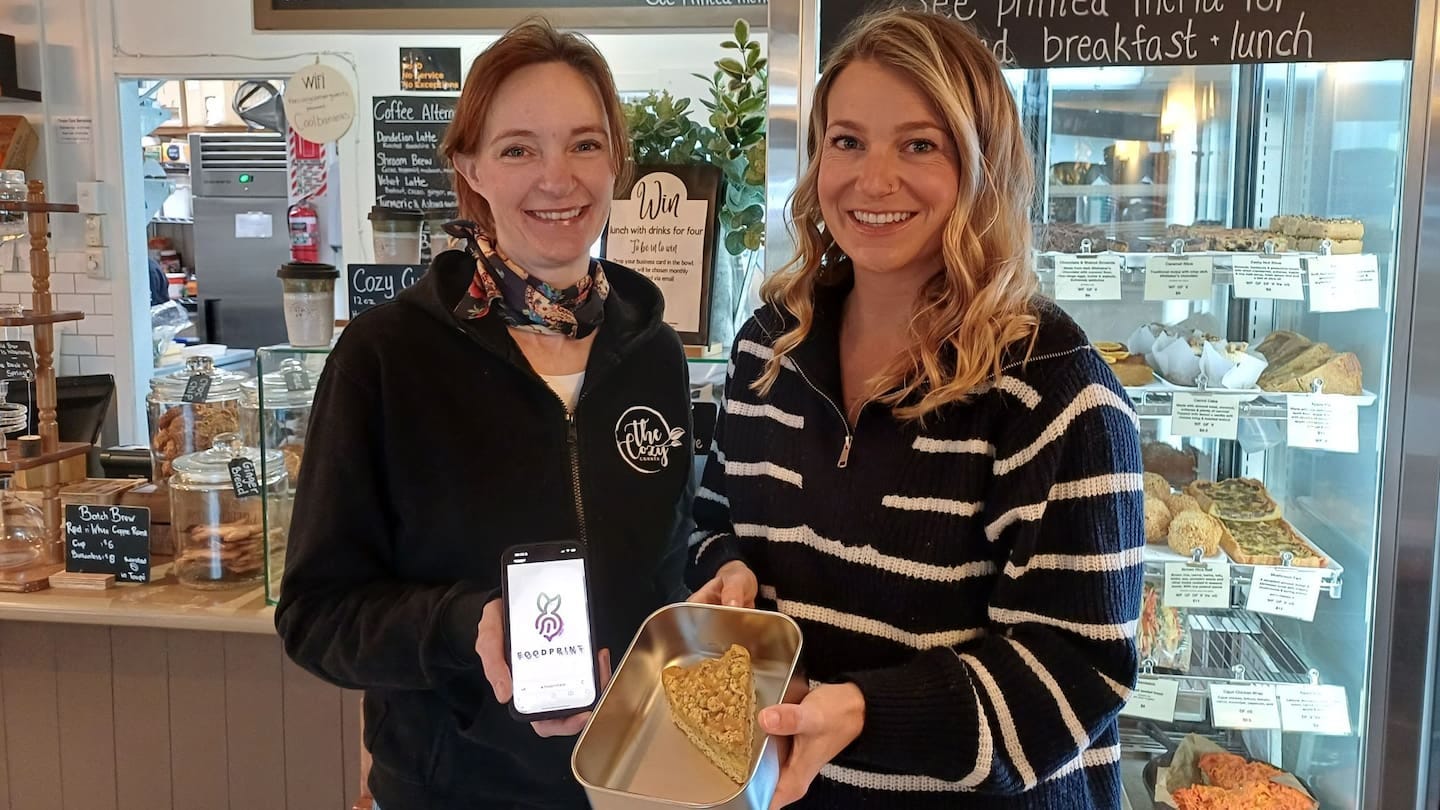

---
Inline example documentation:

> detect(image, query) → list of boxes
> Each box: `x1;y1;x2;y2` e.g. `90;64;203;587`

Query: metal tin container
573;603;802;810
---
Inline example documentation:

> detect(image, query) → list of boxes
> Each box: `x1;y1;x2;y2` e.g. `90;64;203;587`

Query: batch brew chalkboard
65;504;151;584
349;264;428;318
820;0;1416;68
373;95;458;212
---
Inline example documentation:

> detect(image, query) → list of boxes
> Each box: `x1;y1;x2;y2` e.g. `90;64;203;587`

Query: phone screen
505;550;597;716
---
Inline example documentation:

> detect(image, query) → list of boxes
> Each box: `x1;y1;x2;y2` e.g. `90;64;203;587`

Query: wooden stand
0;181;87;591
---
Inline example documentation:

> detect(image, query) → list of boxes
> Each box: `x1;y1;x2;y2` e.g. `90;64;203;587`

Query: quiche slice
1218;517;1328;568
1187;478;1282;522
661;644;756;784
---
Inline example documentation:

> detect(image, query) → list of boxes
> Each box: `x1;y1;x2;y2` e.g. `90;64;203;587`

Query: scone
1144;495;1173;544
661;644;756;784
1167;510;1222;558
1143;472;1172;499
1163;493;1203;515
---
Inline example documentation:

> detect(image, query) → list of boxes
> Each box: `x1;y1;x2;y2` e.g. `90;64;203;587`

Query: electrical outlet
85;249;106;280
76;182;105;214
84;215;105;247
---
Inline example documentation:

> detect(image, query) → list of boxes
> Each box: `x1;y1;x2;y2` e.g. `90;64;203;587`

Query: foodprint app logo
534;592;564;642
615;406;685;474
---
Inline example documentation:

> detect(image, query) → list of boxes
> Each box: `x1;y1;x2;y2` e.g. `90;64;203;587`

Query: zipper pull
837;435;853;469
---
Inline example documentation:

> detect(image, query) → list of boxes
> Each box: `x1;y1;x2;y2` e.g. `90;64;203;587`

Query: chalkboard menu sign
373;95;457;212
256;0;766;30
820;0;1416;68
65;504;151;584
401;48;461;92
0;340;35;382
349;264;428;317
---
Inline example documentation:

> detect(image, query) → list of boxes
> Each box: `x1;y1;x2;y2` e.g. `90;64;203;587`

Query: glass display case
769;0;1440;805
255;344;329;605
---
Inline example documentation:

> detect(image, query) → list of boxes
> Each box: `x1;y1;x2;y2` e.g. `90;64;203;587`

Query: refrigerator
766;1;1440;807
189;132;292;349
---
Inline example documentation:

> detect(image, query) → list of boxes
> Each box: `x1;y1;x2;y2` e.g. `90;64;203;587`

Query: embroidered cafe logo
615;406;685;474
535;592;564;642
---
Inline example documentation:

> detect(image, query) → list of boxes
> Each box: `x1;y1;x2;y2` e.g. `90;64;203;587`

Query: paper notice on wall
605;171;709;335
235;212;273;240
55;116;93;145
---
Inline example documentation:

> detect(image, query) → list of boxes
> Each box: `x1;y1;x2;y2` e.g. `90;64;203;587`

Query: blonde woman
689;9;1143;809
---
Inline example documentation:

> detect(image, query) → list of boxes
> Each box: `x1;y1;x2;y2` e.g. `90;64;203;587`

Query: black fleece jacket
275;249;694;809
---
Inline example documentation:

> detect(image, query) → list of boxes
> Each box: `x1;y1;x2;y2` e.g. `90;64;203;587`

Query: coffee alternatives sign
373;95;457;212
604;166;721;345
820;0;1416;68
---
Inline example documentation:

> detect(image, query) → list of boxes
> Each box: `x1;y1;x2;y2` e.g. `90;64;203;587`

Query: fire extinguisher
287;197;320;263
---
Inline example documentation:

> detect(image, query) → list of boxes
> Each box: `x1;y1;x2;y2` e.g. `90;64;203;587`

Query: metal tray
573;603;803;810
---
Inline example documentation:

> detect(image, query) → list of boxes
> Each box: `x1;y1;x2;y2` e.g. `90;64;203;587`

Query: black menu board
373;95;458;212
65;505;151;584
348;264;429;318
256;0;767;30
820;0;1417;68
0;340;34;382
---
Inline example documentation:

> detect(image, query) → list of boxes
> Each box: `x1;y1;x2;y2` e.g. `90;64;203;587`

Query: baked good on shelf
1217;517;1328;567
1163;492;1203;515
1199;753;1282;790
661;644;756;784
1296;236;1364;255
1145;495;1173;543
1255;330;1305;360
1167;510;1222;557
1293;216;1365;241
1143;441;1199;488
1035;223;1127;253
1143;472;1172;499
1111;354;1156;387
1188;477;1281;522
1257;342;1364;396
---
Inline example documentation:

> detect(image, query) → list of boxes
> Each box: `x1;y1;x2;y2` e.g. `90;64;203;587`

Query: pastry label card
1307;254;1380;313
1246;566;1324;622
1053;255;1123;301
1232;254;1304;301
1145;256;1214;301
1277;684;1352;735
1288;394;1360;454
1210;683;1282;730
1172;392;1240;440
1120;676;1179;723
1164;562;1231;609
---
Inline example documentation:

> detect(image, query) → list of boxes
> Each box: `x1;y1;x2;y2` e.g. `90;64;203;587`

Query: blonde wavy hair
756;8;1040;420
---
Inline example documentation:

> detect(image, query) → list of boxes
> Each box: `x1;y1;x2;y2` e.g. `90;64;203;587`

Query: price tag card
1246;566;1325;622
1171;392;1240;440
1277;684;1352;735
229;458;263;499
1209;683;1282;730
1307;254;1380;313
1054;255;1124;301
1145;255;1215;301
283;366;311;392
181;374;211;404
1120;676;1180;723
1164;562;1232;609
1287;394;1360;454
1232;254;1305;300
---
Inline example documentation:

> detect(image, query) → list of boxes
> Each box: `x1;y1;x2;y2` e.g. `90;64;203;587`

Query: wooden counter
0;560;274;634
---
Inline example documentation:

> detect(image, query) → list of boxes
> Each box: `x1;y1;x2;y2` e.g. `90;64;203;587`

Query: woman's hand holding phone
475;598;612;737
690;560;758;608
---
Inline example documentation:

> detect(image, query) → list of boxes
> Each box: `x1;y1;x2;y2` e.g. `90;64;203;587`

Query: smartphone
500;541;601;721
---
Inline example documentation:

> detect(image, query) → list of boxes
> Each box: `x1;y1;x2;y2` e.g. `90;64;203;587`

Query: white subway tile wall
0;250;126;383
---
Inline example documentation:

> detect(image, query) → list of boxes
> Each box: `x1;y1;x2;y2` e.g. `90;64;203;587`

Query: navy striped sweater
688;292;1144;809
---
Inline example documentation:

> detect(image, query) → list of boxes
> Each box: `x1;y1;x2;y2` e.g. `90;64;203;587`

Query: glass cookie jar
169;433;288;590
0;489;47;570
148;355;251;481
240;357;317;486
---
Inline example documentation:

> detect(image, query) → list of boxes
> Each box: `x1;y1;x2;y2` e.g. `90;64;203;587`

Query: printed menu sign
1164;561;1230;609
819;0;1416;68
65;504;151;584
400;47;461;92
1171;392;1239;440
1232;254;1305;300
1210;683;1282;730
1120;676;1180;723
0;340;35;382
1053;255;1123;301
1277;684;1351;735
603;166;720;345
348;264;427;318
1246;565;1324;621
1145;255;1215;301
373;95;457;212
1307;254;1381;313
1287;394;1360;454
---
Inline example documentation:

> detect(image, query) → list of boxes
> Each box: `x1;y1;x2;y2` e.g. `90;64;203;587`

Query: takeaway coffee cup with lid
276;262;339;347
369;205;423;264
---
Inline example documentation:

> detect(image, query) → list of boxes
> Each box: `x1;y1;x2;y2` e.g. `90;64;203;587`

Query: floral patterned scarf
443;220;608;339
